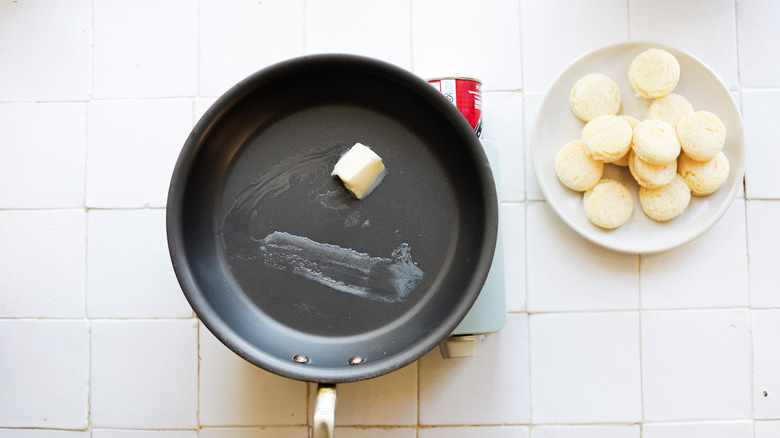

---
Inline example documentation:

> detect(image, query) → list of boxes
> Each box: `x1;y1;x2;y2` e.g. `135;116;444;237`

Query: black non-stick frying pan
167;54;498;433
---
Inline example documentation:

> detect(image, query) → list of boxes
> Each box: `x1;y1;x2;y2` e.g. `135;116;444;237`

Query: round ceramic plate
531;42;745;254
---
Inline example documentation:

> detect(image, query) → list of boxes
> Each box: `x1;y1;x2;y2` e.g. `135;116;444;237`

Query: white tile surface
419;313;529;425
0;210;86;318
91;319;198;428
752;310;780;419
0;320;89;429
640;199;748;309
482;92;525;201
641;309;751;421
87;209;191;318
311;364;417;426
502;203;526;311
305;0;411;70
336;428;416;438
521;0;628;92
0;103;86;208
420;426;528;438
524;92;545;200
529;312;641;424
92;0;197;98
530;425;639;438
747;201;780;308
1;1;776;435
736;0;780;87
198;0;305;97
755;421;780;438
93;432;196;438
199;323;307;426
86;99;193;208
642;420;753;438
0;432;88;438
629;0;738;89
0;0;91;101
198;428;308;438
526;202;639;312
412;0;522;91
742;90;780;199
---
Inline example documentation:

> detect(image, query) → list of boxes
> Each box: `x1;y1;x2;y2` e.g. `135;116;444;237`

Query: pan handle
311;383;338;438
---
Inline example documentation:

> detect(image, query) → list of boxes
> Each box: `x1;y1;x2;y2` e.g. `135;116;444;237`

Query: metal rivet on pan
293;354;310;364
348;356;366;365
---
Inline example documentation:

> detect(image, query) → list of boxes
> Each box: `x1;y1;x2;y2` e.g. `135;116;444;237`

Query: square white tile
639;199;748;309
0;103;86;208
755;420;780;438
92;0;197;98
742;90;780;199
335;428;416;438
529;312;641;424
87;209;192;318
753;309;780;419
198;0;305;97
641;309;751;421
482;92;525;202
530;425;639;438
93;431;196;438
419;313;530;425
736;0;780;87
523;92;544;201
0;432;88;438
0;320;89;429
642;420;753;438
0;209;86;318
309;364;417;426
90;319;198;428
412;0;522;91
502;203;526;312
521;0;628;92
86;99;193;208
0;0;91;101
199;323;307;426
526;202;639;312
629;0;738;89
747;200;780;308
420;426;529;438
305;0;411;70
198;428;308;438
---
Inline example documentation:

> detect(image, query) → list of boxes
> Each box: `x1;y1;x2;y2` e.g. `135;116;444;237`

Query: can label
428;77;482;137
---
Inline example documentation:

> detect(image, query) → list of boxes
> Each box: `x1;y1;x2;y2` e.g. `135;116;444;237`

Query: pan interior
171;56;496;383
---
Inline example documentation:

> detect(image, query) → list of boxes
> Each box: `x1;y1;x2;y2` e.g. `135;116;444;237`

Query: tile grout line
637;252;646;436
408;0;414;74
733;0;743;92
85;0;95;433
626;0;632;40
302;0;308;55
525;306;534;426
196;317;202;430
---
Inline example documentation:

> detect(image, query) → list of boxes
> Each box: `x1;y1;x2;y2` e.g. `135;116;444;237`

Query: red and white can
428;77;482;137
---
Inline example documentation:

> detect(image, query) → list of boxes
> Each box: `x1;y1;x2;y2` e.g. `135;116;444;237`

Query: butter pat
331;143;387;199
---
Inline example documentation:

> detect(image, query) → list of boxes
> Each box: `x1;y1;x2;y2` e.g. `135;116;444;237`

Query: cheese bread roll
581;115;633;163
628;48;680;99
569;73;622;122
583;179;634;229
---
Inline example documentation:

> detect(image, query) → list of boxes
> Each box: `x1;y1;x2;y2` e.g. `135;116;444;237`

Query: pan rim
167;53;498;383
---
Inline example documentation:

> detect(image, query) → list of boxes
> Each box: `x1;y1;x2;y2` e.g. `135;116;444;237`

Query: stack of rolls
554;48;730;229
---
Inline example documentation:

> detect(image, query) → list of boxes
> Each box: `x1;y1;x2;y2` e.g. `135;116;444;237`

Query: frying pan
166;54;498;435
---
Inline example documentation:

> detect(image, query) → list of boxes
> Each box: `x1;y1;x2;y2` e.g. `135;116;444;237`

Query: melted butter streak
255;231;423;303
220;144;424;303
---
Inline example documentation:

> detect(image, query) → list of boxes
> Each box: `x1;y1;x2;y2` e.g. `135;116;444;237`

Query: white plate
531;42;745;254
